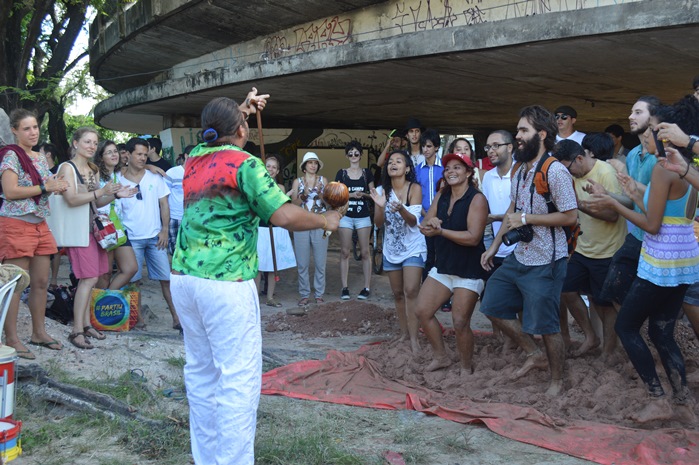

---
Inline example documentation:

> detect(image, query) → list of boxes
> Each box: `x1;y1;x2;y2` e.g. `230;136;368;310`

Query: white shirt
481;166;516;258
117;170;170;240
377;186;426;264
556;131;586;145
165;165;185;221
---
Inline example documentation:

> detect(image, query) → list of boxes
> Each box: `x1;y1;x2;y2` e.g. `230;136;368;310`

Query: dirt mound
264;300;398;338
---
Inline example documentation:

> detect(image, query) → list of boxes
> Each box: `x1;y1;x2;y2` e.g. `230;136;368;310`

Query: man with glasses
480;130;516;267
554;105;585;145
553;139;626;361
118;137;181;331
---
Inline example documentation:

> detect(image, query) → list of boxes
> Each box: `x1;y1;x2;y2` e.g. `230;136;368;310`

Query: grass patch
165;355;186;370
255;405;373;465
15;371;191;465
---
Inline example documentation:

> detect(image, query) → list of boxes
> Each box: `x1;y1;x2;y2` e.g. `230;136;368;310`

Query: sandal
315;297;324;304
68;332;94;350
298;298;309;307
266;299;282;308
84;325;106;340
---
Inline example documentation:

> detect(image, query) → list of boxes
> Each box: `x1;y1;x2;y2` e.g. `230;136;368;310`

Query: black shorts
599;234;642;306
562;252;613;306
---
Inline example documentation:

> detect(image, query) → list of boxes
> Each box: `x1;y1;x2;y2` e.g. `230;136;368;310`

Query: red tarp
261;345;698;465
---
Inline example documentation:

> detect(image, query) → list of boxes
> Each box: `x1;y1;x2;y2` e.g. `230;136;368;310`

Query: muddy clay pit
264;299;699;430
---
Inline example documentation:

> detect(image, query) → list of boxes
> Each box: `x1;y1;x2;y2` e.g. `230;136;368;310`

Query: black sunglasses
136;184;142;200
555;114;570;120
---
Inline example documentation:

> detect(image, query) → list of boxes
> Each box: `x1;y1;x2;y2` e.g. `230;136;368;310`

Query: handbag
46;162;90;247
107;202;127;250
92;210;119;250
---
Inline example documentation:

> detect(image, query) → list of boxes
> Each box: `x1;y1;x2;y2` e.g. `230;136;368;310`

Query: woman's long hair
381;150;416;200
94;140;120;182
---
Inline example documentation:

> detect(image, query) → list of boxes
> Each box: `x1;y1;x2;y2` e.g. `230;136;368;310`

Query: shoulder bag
46;162;90;247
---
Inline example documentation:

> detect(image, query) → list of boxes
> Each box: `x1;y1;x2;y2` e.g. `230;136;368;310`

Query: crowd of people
2;76;699;464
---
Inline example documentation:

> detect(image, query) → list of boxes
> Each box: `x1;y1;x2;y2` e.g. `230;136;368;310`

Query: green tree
0;0;104;155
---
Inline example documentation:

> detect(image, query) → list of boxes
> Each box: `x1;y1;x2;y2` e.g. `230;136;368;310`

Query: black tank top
434;187;486;279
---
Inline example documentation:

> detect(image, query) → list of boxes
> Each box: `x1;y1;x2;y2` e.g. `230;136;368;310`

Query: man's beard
630;120;648;136
514;133;541;163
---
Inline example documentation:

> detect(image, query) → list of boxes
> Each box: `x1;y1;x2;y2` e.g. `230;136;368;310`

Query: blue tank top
638;183;699;286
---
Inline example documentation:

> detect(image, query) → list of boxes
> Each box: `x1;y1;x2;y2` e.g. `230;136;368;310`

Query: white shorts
428;267;485;295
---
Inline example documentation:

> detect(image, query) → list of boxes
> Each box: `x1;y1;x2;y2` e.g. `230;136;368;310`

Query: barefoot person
589;105;699;423
370;149;425;353
480;105;578;396
416;152;487;374
170;90;341;465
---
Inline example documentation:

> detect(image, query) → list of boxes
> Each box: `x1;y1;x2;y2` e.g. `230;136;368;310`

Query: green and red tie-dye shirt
172;144;289;282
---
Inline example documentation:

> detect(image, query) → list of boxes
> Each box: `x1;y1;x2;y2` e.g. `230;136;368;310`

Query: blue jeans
130;236;170;281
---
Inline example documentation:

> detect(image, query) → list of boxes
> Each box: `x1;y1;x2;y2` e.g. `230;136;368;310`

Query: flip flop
15;349;36;360
28;339;63;350
162;387;186;401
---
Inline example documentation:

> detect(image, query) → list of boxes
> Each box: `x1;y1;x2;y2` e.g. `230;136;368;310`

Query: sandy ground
10;234;696;463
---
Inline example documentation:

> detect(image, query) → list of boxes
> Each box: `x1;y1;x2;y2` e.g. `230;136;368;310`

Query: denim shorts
130;236;171;281
480;254;567;335
427;267;484;295
339;215;372;230
684;282;699;306
383;254;425;272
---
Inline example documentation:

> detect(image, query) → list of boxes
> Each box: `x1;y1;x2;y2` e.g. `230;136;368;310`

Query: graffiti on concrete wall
293;16;352;53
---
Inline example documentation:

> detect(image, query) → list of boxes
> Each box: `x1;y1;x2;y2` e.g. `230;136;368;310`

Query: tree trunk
47;100;70;158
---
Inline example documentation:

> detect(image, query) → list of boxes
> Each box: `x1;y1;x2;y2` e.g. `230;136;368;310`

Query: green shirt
172;144;289;281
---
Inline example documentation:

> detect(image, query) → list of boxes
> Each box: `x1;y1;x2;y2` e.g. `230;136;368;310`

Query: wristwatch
688;135;698;152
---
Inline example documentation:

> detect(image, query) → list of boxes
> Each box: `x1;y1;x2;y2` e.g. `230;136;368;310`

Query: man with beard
480;106;578;396
593;96;661;308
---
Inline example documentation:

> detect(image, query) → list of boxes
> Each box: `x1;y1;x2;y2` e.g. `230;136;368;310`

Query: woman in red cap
416;152;488;375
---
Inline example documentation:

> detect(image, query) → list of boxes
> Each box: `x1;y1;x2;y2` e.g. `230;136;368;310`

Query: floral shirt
172;144;289;282
0;150;51;219
511;158;578;266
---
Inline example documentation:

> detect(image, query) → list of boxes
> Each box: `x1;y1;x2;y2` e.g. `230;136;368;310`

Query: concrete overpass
90;0;699;138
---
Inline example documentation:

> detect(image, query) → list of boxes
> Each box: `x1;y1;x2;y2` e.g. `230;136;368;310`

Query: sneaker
358;288;370;300
341;288;350;300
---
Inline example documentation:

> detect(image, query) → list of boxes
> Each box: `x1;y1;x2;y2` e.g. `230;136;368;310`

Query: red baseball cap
441;152;474;168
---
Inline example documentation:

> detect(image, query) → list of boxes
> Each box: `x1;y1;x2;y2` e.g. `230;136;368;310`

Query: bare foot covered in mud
571;336;600;357
630;397;673;423
545;378;565;397
511;351;548;380
425;355;451;372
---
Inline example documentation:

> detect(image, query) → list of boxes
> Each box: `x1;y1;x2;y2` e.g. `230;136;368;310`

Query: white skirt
257;226;297;272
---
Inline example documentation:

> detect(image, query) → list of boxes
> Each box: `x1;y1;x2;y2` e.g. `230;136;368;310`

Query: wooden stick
255;109;280;282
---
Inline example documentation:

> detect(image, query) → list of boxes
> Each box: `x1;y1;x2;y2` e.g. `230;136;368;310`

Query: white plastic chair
0;274;20;341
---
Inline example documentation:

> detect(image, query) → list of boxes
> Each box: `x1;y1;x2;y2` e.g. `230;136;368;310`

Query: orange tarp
261;345;698;465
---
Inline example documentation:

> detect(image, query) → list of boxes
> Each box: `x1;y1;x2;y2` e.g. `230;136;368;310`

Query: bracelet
521;212;527;225
321;213;328;231
93;191;98;200
680;163;691;179
40;184;47;195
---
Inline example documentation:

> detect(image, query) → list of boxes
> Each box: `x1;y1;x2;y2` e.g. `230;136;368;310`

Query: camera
502;224;534;246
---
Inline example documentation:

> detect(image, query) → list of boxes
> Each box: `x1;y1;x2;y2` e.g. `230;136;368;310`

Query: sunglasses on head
555;114;570;120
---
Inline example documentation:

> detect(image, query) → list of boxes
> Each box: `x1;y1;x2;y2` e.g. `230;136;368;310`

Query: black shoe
358;288;370;300
341;287;350;300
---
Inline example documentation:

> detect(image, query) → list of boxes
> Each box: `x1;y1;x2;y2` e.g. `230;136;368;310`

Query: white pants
171;274;261;465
